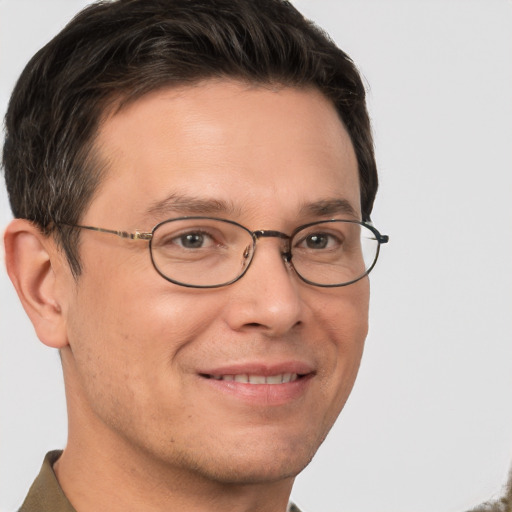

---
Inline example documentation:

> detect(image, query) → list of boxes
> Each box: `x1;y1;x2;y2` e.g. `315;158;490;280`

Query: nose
223;237;304;337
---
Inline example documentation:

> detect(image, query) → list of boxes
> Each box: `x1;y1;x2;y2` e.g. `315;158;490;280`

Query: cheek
315;279;369;403
65;251;226;390
316;277;370;348
64;269;229;438
70;281;224;365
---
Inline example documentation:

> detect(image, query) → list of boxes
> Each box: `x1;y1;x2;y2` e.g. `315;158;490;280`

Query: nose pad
281;250;292;264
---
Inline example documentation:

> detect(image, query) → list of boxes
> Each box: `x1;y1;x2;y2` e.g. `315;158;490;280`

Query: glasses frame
62;216;389;288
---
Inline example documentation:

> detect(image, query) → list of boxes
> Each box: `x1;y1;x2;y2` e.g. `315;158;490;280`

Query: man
3;0;388;510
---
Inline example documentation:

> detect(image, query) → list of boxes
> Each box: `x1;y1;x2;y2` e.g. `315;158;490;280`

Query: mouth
201;373;302;384
197;362;315;405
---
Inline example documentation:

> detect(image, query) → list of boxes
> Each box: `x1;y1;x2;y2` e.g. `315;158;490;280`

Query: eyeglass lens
149;218;381;288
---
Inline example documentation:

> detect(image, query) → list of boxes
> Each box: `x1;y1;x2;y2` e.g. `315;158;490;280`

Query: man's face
61;80;369;484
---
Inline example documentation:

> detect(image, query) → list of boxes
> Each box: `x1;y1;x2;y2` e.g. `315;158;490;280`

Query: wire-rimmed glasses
64;217;389;288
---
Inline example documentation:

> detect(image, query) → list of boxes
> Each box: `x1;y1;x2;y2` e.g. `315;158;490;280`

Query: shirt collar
19;451;75;512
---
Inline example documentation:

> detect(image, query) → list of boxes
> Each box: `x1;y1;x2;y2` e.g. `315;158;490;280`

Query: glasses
65;217;389;288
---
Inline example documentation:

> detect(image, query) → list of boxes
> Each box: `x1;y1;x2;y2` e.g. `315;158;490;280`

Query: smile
206;373;299;384
199;368;314;406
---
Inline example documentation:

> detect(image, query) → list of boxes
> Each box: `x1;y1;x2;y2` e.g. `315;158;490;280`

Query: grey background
1;1;512;511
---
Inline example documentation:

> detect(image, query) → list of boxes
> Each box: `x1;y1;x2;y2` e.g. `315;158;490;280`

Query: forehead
89;80;360;226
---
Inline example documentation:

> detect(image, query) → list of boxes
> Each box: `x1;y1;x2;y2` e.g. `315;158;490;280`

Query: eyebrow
300;198;359;219
145;194;241;219
144;194;358;223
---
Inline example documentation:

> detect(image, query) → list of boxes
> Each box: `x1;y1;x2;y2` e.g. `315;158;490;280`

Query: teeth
266;374;283;384
248;375;266;384
211;373;299;384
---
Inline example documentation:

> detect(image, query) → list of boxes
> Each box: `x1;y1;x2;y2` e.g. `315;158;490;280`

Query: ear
4;219;70;349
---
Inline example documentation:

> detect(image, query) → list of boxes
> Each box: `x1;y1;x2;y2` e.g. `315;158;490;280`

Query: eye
153;220;242;255
305;233;329;249
298;232;342;250
174;231;215;249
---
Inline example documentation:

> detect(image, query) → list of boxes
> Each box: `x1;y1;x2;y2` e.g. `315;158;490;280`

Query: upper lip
198;361;315;377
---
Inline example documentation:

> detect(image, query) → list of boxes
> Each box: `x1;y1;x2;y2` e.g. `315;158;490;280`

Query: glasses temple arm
64;224;153;240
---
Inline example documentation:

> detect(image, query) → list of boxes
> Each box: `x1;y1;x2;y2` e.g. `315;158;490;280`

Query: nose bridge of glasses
252;229;290;241
252;230;292;261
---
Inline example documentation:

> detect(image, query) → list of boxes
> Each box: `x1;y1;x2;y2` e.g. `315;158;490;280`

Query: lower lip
200;374;313;406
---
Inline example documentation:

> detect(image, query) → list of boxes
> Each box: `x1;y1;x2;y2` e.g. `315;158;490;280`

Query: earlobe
4;219;70;349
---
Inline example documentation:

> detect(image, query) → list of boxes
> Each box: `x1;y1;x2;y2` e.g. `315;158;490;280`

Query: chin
199;455;312;486
184;432;324;486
